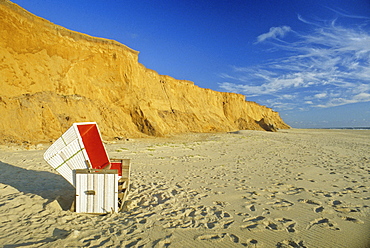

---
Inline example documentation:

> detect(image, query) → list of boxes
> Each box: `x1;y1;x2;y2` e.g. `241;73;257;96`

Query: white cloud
256;26;292;43
353;92;370;101
219;16;370;111
311;92;370;108
281;94;296;100
314;93;327;98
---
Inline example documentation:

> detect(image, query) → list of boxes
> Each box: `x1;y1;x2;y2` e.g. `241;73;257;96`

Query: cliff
0;0;290;145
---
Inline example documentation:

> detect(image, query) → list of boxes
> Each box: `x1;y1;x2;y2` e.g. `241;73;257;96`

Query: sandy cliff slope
0;0;289;144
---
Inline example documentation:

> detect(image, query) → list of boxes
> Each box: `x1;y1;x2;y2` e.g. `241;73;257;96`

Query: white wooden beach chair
44;122;130;213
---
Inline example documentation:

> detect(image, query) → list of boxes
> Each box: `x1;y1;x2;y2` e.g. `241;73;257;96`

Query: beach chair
43;122;130;213
111;158;131;210
74;168;119;213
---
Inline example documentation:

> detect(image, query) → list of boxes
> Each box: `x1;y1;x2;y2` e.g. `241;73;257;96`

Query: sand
0;129;369;247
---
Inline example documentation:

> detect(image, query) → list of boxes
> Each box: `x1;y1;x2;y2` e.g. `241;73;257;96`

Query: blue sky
11;0;370;128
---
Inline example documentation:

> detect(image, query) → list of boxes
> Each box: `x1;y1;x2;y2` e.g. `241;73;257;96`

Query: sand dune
0;129;369;247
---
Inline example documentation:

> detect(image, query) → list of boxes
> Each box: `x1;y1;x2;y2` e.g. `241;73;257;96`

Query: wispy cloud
219;16;370;110
256;26;292;43
324;7;370;20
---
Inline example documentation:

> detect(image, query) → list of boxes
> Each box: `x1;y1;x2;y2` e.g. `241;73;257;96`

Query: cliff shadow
256;118;277;132
0;161;75;210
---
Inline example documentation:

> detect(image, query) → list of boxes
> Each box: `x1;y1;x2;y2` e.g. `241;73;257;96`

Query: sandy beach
0;129;369;247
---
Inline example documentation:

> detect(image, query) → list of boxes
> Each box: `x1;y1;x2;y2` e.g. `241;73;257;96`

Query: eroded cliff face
0;0;289;144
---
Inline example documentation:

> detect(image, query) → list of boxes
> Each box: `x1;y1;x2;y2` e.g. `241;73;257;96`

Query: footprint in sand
314;206;324;213
297;199;321;205
163;206;234;229
307;217;340;230
284;187;305;195
196;233;227;241
237;212;250;217
334;206;361;213
312;190;333;198
276;239;307;248
341;216;364;224
241;216;286;232
244;204;256;211
196;233;246;245
223;220;234;229
229;234;240;243
125;237;143;247
152;234;172;248
331;200;362;213
241;216;266;231
241;239;258;247
275;218;297;233
266;198;294;209
213;201;229;207
214;210;232;219
332;200;342;205
298;199;325;213
265;221;279;231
